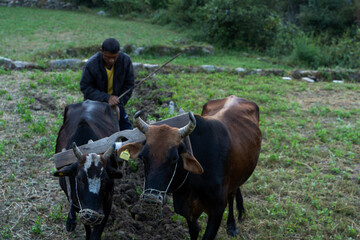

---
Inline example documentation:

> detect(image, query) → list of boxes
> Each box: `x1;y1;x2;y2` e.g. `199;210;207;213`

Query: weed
21;110;33;122
0;225;12;239
50;204;65;221
31;216;45;235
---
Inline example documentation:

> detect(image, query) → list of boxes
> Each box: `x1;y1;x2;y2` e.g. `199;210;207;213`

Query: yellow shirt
105;66;114;94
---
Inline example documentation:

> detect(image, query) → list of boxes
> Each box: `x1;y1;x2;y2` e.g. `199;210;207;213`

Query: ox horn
102;144;115;161
72;142;83;160
179;112;196;138
134;111;149;134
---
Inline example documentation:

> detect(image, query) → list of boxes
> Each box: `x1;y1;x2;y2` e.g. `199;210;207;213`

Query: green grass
0;7;288;70
2;68;360;240
0;7;190;61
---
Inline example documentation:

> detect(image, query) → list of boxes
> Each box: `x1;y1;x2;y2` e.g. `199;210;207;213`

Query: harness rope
64;175;104;226
140;136;193;205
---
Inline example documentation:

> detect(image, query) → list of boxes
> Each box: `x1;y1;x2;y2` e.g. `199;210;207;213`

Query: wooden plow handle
54;113;190;169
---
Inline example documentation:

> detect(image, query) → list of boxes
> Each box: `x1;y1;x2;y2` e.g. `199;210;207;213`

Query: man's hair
101;38;120;53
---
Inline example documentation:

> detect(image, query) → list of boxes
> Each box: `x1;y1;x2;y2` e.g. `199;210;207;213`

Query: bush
266;22;303;56
328;28;360;68
201;0;282;50
287;35;330;69
298;0;356;38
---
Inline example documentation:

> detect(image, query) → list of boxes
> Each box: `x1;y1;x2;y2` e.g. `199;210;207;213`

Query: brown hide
201;95;261;193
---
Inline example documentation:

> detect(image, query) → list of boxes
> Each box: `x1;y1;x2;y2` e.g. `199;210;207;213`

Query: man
80;38;134;130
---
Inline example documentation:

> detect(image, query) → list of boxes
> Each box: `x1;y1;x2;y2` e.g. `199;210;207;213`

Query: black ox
53;100;122;240
118;95;262;239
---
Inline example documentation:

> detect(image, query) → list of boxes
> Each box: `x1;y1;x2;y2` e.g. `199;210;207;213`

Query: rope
140;135;194;203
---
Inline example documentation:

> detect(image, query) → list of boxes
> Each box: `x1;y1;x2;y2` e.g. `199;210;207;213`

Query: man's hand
108;95;119;106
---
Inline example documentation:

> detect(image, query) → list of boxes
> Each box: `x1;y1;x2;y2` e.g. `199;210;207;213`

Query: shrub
287;35;330;69
298;0;356;37
266;22;303;56
201;0;282;50
328;28;360;68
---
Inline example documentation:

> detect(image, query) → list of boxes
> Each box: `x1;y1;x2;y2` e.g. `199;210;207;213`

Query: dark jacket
80;51;134;106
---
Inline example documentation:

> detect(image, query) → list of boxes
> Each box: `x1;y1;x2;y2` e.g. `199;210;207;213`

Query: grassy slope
0;7;288;70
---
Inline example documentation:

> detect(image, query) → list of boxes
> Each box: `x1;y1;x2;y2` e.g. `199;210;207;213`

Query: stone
0;56;15;69
132;62;143;72
97;10;106;16
235;67;246;72
49;59;82;69
134;47;145;56
333;80;344;83
143;64;158;70
201;65;216;72
168;101;175;114
13;61;37;69
282;77;292;80
301;77;315;83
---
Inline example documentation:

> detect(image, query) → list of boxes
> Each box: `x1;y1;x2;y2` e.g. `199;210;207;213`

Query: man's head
100;38;120;68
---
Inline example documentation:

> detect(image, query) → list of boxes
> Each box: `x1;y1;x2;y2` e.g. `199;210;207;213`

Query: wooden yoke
54;113;190;169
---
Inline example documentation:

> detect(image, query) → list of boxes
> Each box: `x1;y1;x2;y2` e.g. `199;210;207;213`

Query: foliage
287;35;330;68
327;28;360;69
200;0;281;50
298;0;356;37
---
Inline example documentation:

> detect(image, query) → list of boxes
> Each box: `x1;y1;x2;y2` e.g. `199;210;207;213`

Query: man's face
100;50;119;68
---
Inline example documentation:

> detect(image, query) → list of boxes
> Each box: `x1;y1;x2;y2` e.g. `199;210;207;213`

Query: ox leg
186;218;200;240
226;191;239;237
202;208;225;240
84;225;91;240
66;205;77;232
90;215;108;240
236;188;245;222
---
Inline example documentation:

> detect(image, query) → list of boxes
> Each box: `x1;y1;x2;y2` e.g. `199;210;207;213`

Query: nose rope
75;178;104;226
141;136;194;203
140;161;178;204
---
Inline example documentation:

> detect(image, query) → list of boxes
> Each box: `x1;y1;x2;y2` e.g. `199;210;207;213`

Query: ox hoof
226;224;239;237
66;218;77;232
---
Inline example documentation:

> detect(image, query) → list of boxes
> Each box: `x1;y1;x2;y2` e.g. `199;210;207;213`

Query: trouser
119;106;132;130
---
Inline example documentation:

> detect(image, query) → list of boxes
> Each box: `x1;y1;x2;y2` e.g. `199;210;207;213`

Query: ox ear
53;163;78;177
117;142;143;159
181;152;204;175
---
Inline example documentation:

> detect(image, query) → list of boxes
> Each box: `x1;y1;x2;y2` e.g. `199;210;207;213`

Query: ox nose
140;189;167;205
78;209;105;226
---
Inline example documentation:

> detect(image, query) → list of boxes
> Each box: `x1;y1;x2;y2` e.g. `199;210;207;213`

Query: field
1;6;360;240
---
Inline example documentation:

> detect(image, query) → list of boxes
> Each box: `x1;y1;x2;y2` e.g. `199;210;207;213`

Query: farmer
80;38;134;130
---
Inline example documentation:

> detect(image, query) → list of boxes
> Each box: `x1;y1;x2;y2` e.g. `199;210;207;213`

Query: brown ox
118;95;262;239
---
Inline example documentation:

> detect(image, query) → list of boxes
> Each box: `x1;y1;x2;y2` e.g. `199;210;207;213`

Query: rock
301;77;315;83
0;56;15;69
49;59;82;69
143;64;158;70
282;77;292;80
201;65;216;72
97;10;106;16
333;80;344;83
235;67;246;73
134;47;145;56
132;62;143;72
168;101;175;114
13;61;38;69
